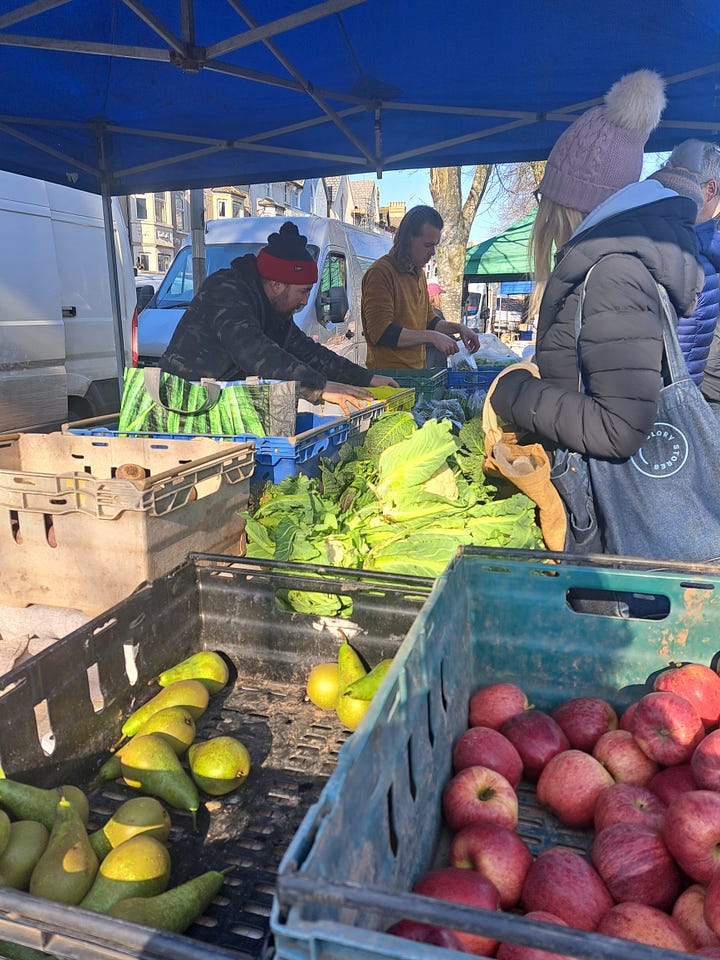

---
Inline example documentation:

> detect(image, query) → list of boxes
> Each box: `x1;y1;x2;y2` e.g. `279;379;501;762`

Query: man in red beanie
161;221;397;412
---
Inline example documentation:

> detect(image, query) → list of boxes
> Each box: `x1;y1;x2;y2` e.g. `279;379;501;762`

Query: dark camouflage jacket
160;254;373;399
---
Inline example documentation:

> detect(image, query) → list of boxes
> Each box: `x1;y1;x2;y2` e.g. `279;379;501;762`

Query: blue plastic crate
445;364;511;390
64;411;350;488
272;546;720;960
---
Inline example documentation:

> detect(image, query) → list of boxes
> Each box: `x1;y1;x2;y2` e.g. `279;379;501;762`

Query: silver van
0;171;136;432
136;215;392;368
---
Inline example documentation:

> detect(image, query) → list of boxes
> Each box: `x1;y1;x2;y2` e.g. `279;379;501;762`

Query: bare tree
429;166;491;323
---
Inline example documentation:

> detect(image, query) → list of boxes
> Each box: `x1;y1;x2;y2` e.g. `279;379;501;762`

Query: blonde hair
529;197;584;317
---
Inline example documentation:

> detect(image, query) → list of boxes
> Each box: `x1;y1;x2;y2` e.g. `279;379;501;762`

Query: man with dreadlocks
360;205;480;370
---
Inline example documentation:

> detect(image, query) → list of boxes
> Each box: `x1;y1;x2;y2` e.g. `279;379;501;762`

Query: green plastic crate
366;385;415;412
273;546;720;960
371;369;447;400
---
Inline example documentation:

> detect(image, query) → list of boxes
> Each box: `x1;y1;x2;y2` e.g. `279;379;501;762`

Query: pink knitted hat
539;70;666;214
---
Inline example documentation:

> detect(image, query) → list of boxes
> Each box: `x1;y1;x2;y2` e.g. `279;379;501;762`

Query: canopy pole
190;188;207;293
100;184;126;393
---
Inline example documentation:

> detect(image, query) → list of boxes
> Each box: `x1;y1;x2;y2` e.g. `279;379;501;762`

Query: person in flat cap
647;140;719;388
161;220;397;412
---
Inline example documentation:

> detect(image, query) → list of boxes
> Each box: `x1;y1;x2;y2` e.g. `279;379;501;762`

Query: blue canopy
1;1;719;196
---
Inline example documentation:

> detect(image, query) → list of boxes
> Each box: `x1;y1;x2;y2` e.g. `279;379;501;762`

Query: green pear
79;834;171;912
119;734;199;823
343;659;393;700
0;808;10;856
0;820;50;889
121;680;209;739
107;869;229;933
29;797;98;904
0;779;89;831
188;737;251;796
98;706;196;782
0;941;46;960
88;797;171;861
336;641;367;697
158;651;229;695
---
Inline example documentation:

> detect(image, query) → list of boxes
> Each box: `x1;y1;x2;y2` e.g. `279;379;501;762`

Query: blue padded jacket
678;216;720;386
697;218;720;401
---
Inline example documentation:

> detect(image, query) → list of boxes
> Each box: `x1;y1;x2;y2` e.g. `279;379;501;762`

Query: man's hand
369;374;400;388
459;324;481;353
428;331;460;357
321;381;373;414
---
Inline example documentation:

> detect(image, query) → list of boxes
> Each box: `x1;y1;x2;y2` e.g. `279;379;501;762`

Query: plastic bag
472;333;521;367
447;341;478;372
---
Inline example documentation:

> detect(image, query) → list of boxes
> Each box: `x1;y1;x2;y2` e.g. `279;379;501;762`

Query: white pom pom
603;69;666;136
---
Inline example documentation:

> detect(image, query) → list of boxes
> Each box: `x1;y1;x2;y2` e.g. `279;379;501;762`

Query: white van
0;171;136;433
136;215;393;368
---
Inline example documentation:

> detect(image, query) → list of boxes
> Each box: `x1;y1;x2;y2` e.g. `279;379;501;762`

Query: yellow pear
29;797;98;904
108;869;229;933
306;662;340;709
120;734;199;823
187;737;251;796
335;694;371;731
88;797;171;861
80;834;171;912
121;680;209;739
0;820;50;889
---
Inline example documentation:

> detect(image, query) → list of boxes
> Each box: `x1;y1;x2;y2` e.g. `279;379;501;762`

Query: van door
0;173;67;432
47;184;134;419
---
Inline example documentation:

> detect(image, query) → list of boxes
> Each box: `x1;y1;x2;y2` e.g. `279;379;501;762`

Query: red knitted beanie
256;221;318;284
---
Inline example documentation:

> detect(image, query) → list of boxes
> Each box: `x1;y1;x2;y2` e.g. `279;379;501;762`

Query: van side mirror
137;284;156;312
316;285;349;327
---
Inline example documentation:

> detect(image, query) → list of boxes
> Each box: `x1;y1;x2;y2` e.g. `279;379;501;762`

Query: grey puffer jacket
491;193;701;460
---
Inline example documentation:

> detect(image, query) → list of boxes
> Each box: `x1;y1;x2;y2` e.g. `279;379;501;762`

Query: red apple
496;911;573;960
654;663;720;729
442;765;518;834
591;821;681;910
693;729;720;790
452;726;524;787
550;696;618;752
648;763;697;805
536;750;613;828
703;867;720;939
520;848;613;931
500;710;570;783
592;729;659;786
449;822;533;909
662;789;720;884
629;690;704;765
673;884;720;949
386;919;469;951
593;782;667;833
597;902;694;951
696;950;720;958
619;701;639;731
469;682;530;730
413;866;500;956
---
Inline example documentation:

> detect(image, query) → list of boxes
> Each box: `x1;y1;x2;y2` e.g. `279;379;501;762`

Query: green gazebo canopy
465;211;536;283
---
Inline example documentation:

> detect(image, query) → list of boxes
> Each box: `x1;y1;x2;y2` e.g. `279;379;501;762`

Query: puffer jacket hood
548;194;701;323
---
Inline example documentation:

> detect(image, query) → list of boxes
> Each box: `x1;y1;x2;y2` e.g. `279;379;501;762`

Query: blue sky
351;153;670;246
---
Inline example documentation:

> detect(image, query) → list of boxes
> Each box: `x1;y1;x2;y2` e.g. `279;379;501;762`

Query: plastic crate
64;411;353;490
365;385;415;412
445;364;510;390
0;555;433;960
0;432;254;614
273;546;720;960
370;369;447;400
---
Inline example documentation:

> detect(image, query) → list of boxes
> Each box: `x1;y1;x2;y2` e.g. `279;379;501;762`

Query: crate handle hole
9;510;22;545
439;659;448;711
44;514;56;548
425;691;434;747
406;737;417;801
86;663;104;713
386;784;399;857
123;643;139;685
567;589;669;620
34;699;55;756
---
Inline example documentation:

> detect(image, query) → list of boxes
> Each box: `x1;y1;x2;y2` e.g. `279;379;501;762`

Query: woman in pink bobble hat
490;69;701;464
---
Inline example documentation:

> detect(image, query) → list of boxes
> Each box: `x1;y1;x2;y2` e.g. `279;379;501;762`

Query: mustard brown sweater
361;252;435;369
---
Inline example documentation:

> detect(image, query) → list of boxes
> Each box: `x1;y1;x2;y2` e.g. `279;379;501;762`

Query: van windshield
155;242;320;309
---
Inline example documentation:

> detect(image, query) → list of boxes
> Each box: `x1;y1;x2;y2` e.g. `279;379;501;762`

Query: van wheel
67;397;92;423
